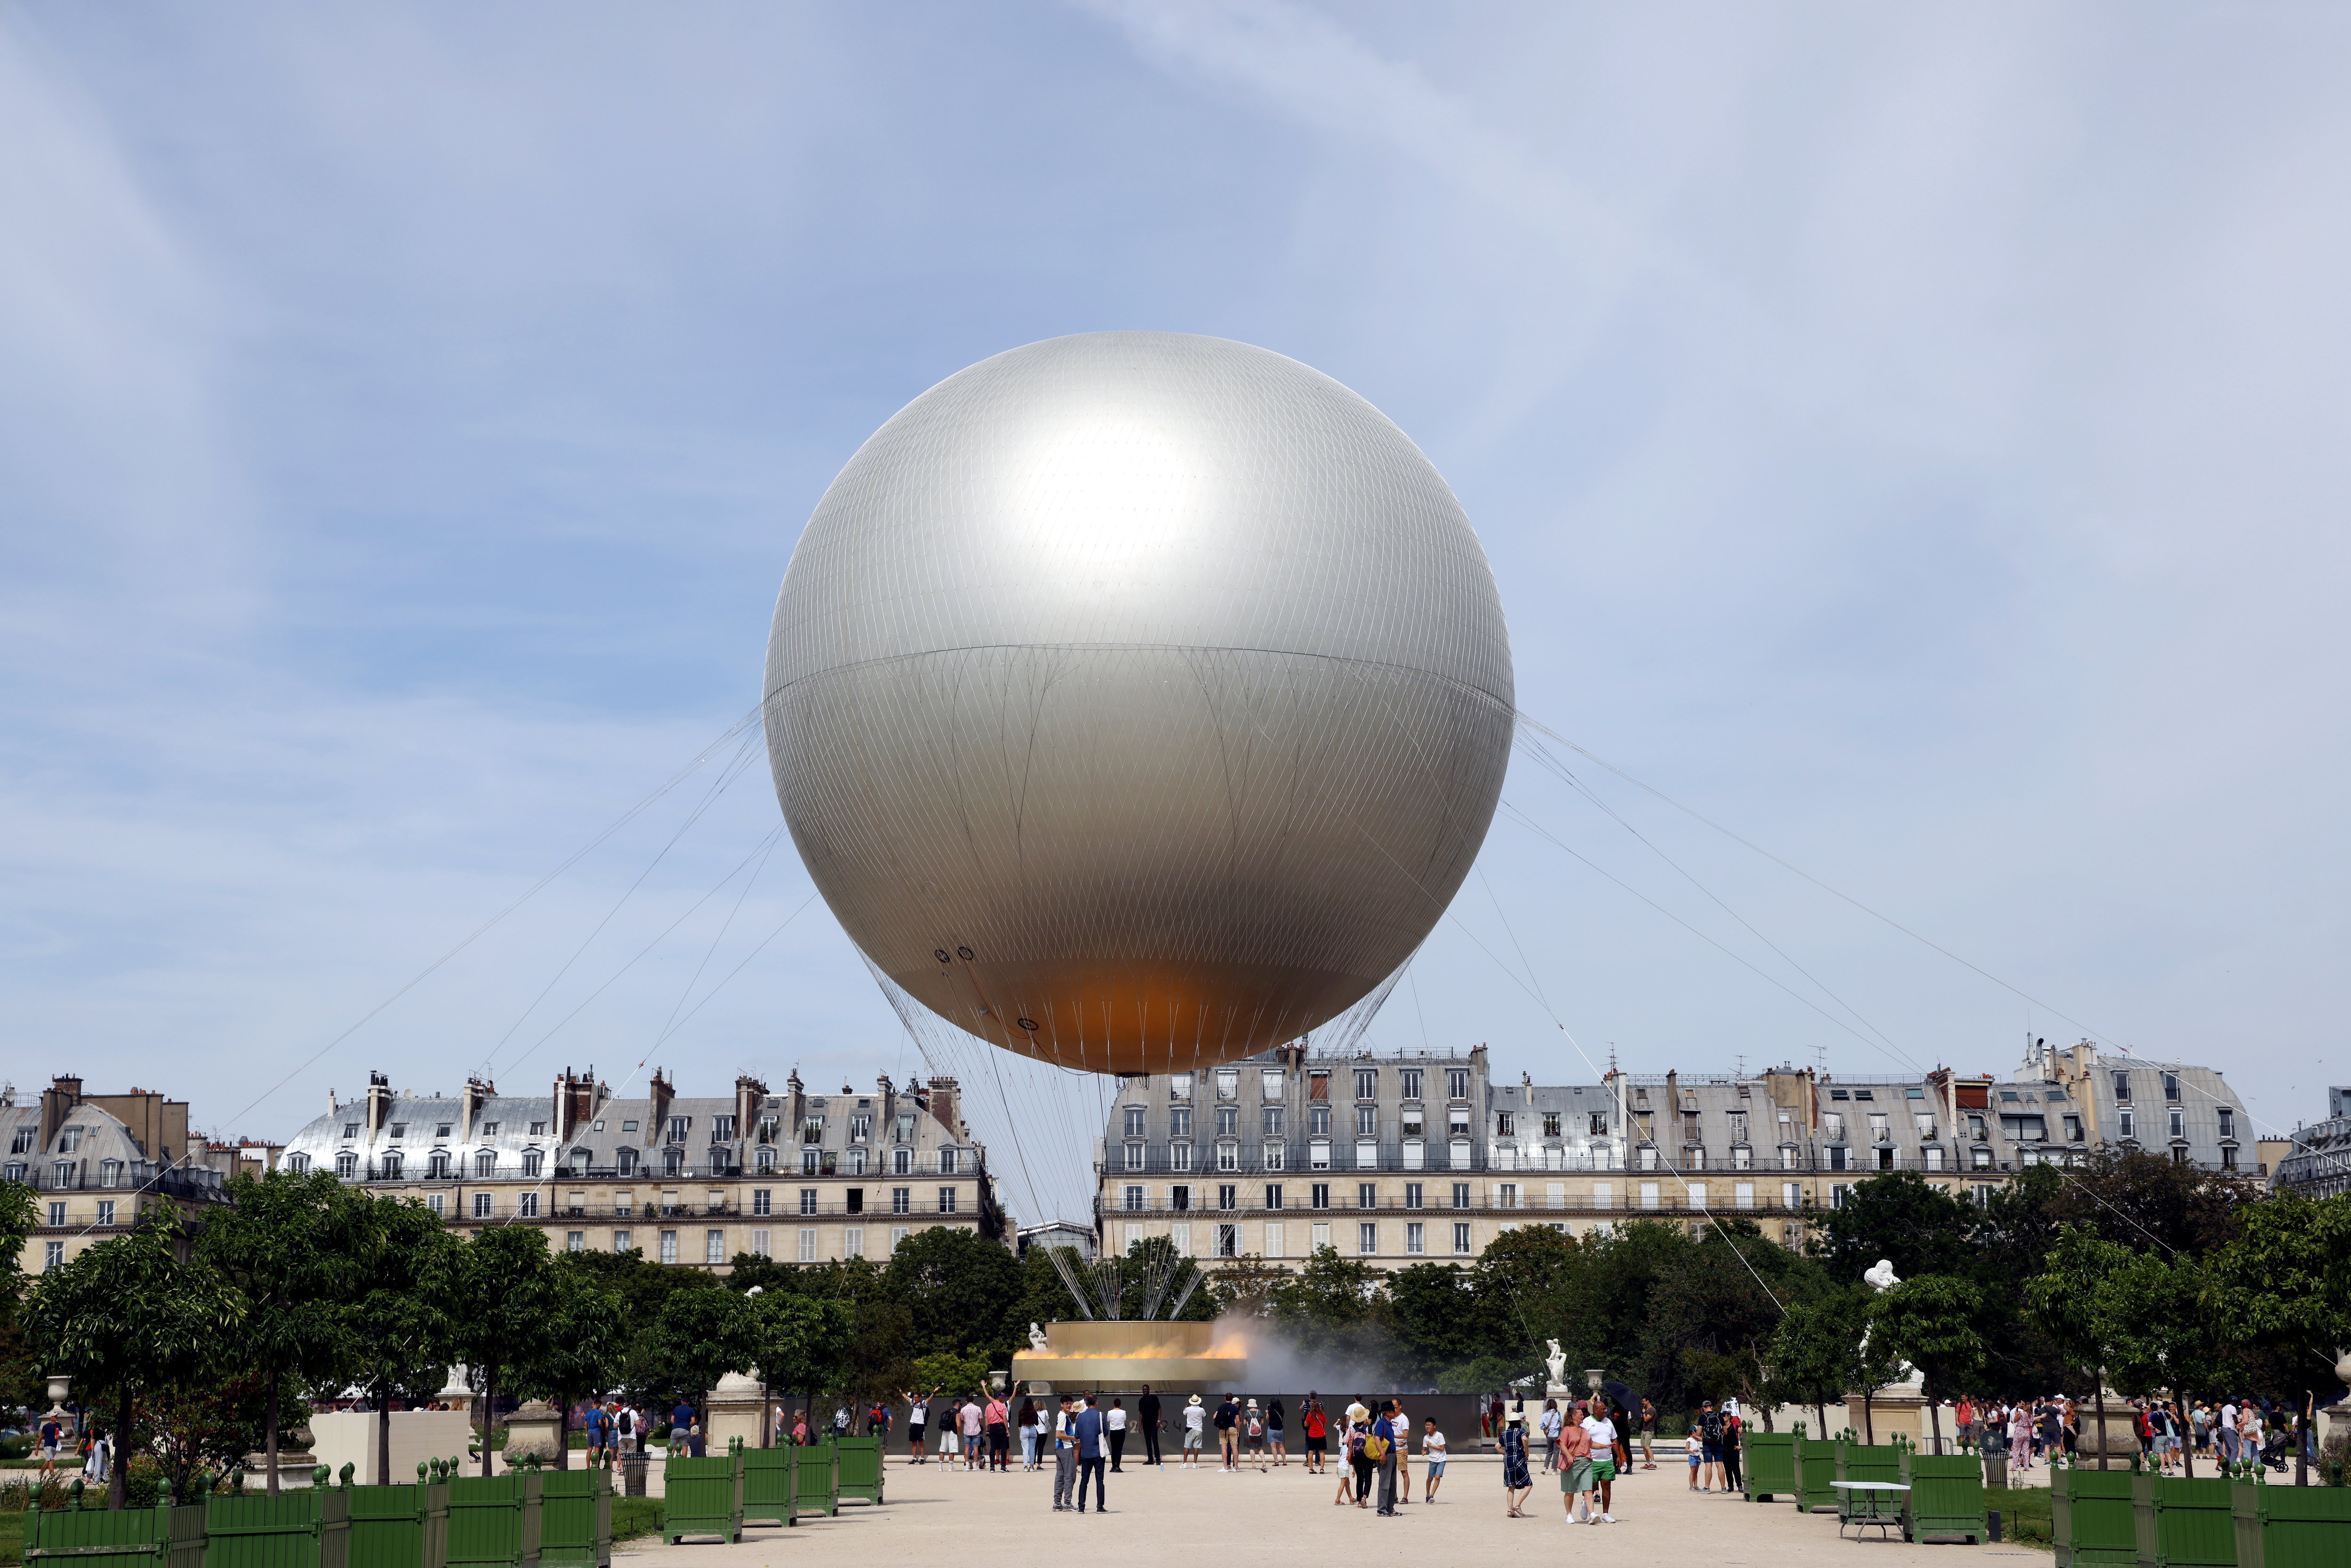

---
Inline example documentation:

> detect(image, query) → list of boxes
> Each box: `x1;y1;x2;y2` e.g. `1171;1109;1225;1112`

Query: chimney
40;1076;85;1151
734;1075;767;1137
463;1076;495;1143
926;1076;960;1136
649;1069;675;1142
553;1067;597;1145
365;1072;393;1140
788;1070;805;1135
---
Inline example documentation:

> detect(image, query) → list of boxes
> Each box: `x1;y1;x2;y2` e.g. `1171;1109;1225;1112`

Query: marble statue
1544;1339;1568;1389
1028;1322;1049;1353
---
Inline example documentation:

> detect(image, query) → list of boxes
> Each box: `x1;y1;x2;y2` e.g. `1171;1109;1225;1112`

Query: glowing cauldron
1009;1321;1247;1394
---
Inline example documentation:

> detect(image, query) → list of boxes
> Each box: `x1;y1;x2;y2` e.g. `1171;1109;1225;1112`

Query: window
1170;1073;1192;1101
1824;1112;1845;1141
427;1193;445;1217
617;1149;638;1176
2220;1145;2238;1170
1729;1111;1748;1143
1496;1112;1514;1137
1171;1223;1191;1255
1171;1184;1192;1211
2217;1109;2234;1139
1355;1069;1378;1100
1830;1184;1851;1209
1355;1181;1377;1209
1497;1182;1520;1209
1124;1142;1145;1171
1591;1112;1609;1137
566;1231;584;1252
938;1187;957;1213
756;1147;776;1174
1449;1137;1472;1169
2064;1115;2084;1143
521;1149;543;1177
704;1229;725;1264
849;1113;870;1143
1782;1182;1802;1208
1452;1221;1472;1255
1353;1137;1377;1170
336;1153;357;1178
1310;1221;1330;1250
1827;1145;1848;1171
615;1190;634;1215
1406;1221;1425;1254
45;1241;63;1271
1308;1072;1329;1101
1543;1112;1561;1138
427;1152;450;1179
1868;1113;1889;1143
1449;1108;1472;1136
1264;1221;1284;1256
2169;1111;2185;1140
893;1186;911;1213
1168;1107;1193;1139
1641;1182;1660;1209
612;1228;632;1251
1401;1137;1424;1171
517;1192;539;1218
8;1126;30;1154
381;1152;403;1179
1262;1141;1286;1170
891;1227;910;1251
667;1116;691;1143
1924;1146;1944;1171
1262;1069;1286;1101
894;1147;912;1175
750;1229;770;1258
2119;1110;2136;1140
2162;1073;2181;1103
474;1150;496;1177
1218;1183;1239;1210
1310;1183;1329;1210
388;1123;406;1140
473;1192;493;1218
940;1147;959;1174
752;1189;772;1216
1215;1223;1238;1258
48;1201;66;1226
343;1122;361;1140
1261;1106;1285;1135
1358;1221;1377;1253
567;1190;586;1215
2113;1071;2132;1103
1452;1182;1471;1208
1263;1184;1283;1209
1446;1068;1472;1101
798;1229;818;1262
663;1150;684;1177
1215;1068;1239;1100
1404;1182;1423;1209
1124;1106;1146;1137
1123;1185;1146;1211
1169;1143;1193;1172
1215;1107;1239;1138
1399;1068;1422;1101
1973;1146;1993;1169
658;1229;678;1263
894;1111;915;1142
802;1150;820;1174
847;1147;868;1176
844;1188;863;1215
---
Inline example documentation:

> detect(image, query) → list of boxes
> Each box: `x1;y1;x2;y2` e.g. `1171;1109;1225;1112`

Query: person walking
1500;1406;1532;1518
1540;1398;1563;1472
1372;1401;1400;1516
38;1414;62;1481
1137;1385;1163;1467
1559;1406;1595;1524
1106;1397;1128;1472
1214;1392;1240;1472
1584;1400;1619;1521
1267;1397;1287;1466
1346;1405;1376;1508
1051;1395;1077;1511
1302;1395;1328;1474
985;1391;1010;1472
1421;1418;1447;1502
1074;1395;1107;1513
1639;1397;1657;1469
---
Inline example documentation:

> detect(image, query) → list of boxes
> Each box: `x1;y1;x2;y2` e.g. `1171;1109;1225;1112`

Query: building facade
277;1067;1005;1268
2271;1085;2351;1200
4;1077;229;1275
1090;1039;2259;1271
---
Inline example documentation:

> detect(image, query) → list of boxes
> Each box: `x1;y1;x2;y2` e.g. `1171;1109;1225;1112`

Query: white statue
1027;1322;1049;1353
1544;1339;1568;1389
1863;1258;1901;1293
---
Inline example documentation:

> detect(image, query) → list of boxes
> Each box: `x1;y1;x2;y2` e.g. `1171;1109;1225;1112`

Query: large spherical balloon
765;332;1513;1075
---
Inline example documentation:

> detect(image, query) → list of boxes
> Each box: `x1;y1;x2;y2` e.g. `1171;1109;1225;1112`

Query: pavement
614;1449;2048;1564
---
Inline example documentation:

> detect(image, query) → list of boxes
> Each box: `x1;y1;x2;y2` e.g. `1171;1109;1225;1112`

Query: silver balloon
765;332;1512;1075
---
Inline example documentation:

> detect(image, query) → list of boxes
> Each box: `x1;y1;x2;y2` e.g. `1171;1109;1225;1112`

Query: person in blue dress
1501;1402;1533;1517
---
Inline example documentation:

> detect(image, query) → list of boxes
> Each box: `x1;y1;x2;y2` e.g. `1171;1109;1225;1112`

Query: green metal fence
833;1436;883;1507
2229;1469;2351;1568
740;1447;795;1529
790;1442;837;1520
443;1467;540;1568
1791;1423;1840;1513
1741;1431;1795;1503
1836;1433;1901;1525
2056;1458;2143;1568
345;1460;454;1568
2132;1470;2237;1568
25;1493;208;1568
531;1466;609;1568
1898;1434;1988;1544
661;1442;743;1544
207;1471;351;1568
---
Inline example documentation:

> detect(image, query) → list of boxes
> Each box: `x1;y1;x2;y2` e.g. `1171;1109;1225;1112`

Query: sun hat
1247;1398;1259;1409
1188;1394;1203;1406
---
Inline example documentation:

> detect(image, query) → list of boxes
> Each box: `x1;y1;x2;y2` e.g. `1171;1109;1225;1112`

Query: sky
5;1;2348;1225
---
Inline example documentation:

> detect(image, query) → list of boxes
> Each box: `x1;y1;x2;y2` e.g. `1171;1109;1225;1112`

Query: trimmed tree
2025;1223;2136;1469
643;1284;761;1437
1870;1275;1986;1454
447;1227;559;1475
344;1195;458;1483
520;1260;626;1469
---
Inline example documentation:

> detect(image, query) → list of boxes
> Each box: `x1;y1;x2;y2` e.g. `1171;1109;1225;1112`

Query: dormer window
622;1120;639;1132
434;1124;452;1138
8;1128;32;1154
343;1123;361;1140
1215;1069;1239;1100
389;1124;406;1139
529;1121;548;1136
1170;1074;1193;1102
474;1150;496;1177
521;1149;544;1177
59;1128;83;1153
666;1116;689;1143
482;1122;501;1137
712;1115;738;1142
2162;1073;2181;1104
801;1117;825;1145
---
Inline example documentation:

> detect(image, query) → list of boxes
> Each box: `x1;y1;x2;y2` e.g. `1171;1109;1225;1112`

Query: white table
1831;1480;1911;1539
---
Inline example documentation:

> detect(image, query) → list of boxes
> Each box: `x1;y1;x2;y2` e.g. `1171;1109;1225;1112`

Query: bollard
1989;1509;2002;1542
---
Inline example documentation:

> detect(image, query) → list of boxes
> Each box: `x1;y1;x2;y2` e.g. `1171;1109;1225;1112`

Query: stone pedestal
2076;1390;2140;1461
705;1371;768;1453
309;1410;476;1486
245;1424;318;1489
2320;1400;2351;1450
502;1401;565;1465
1845;1384;1930;1444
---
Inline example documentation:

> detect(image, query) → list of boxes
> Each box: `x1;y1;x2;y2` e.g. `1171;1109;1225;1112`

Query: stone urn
245;1422;318;1489
2326;1351;2351;1447
502;1400;565;1466
704;1371;767;1452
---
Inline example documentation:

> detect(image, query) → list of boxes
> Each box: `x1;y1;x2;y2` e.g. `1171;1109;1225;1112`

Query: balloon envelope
764;331;1513;1074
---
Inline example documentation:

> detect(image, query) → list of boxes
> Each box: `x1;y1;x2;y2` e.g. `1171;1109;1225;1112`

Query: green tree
1384;1263;1481;1384
1870;1275;1985;1453
197;1169;364;1493
24;1212;241;1507
884;1227;1024;1365
749;1289;854;1440
2024;1223;2134;1469
642;1284;759;1433
1268;1245;1386;1363
2205;1192;2351;1374
0;1177;37;1320
2053;1149;2258;1257
343;1196;458;1484
447;1227;559;1475
1807;1171;1977;1284
518;1259;626;1469
1766;1296;1854;1437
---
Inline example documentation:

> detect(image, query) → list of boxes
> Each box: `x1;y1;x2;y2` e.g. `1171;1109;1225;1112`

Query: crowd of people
1953;1391;2315;1473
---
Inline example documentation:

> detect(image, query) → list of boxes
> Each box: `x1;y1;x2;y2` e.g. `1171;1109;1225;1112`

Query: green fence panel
1741;1432;1795;1503
2230;1474;2351;1568
661;1447;742;1544
2133;1472;2236;1568
833;1437;883;1507
2057;1461;2144;1568
346;1462;454;1568
1791;1425;1840;1513
1901;1441;1987;1544
444;1469;540;1568
740;1448;795;1529
1836;1435;1902;1524
209;1473;352;1568
27;1497;208;1568
790;1442;837;1520
533;1467;609;1568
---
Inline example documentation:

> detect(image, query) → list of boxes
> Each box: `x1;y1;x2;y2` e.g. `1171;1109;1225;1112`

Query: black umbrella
1602;1380;1639;1417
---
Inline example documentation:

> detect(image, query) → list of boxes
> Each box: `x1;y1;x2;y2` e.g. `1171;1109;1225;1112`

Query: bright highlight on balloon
764;331;1514;1076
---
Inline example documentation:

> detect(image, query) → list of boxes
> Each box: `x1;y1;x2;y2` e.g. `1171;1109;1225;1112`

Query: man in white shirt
1182;1394;1207;1468
1106;1398;1129;1471
1582;1407;1619;1522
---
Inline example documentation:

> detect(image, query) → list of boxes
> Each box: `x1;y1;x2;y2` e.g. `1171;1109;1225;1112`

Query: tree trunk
2095;1379;2108;1471
1816;1401;1829;1438
1929;1399;1943;1457
266;1376;282;1497
483;1367;498;1476
378;1399;393;1487
112;1383;134;1511
556;1395;569;1470
1863;1390;1875;1445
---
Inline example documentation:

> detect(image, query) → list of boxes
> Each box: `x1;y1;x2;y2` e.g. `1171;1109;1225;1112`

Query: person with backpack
1696;1399;1726;1492
1243;1399;1267;1470
1345;1406;1377;1509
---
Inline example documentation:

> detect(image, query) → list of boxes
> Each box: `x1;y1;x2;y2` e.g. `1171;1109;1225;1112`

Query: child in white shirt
1421;1422;1447;1502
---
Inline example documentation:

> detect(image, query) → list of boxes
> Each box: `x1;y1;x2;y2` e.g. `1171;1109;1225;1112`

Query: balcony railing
1097;1191;1820;1220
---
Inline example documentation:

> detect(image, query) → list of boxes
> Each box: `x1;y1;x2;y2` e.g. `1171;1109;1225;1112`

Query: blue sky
5;2;2347;1223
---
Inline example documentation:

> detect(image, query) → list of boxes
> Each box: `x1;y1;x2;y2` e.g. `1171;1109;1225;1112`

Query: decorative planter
661;1441;744;1544
443;1467;541;1568
2131;1470;2236;1568
833;1435;884;1506
1791;1424;1840;1513
740;1446;796;1528
26;1497;208;1568
533;1465;610;1568
1836;1434;1901;1524
2055;1459;2142;1568
791;1441;839;1520
1742;1431;1796;1503
208;1471;353;1568
1901;1438;1988;1544
2230;1472;2351;1568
